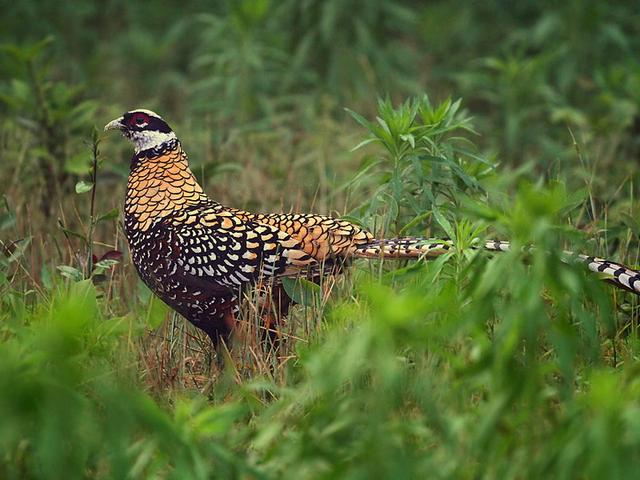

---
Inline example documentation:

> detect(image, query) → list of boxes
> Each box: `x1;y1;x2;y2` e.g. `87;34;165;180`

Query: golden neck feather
125;144;207;231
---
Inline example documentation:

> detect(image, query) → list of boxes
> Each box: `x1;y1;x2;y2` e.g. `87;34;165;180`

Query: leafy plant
0;37;96;215
190;0;290;123
57;131;122;282
278;0;420;100
346;95;492;236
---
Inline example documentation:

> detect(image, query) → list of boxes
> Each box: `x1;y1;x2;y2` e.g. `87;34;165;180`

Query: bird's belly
128;236;237;322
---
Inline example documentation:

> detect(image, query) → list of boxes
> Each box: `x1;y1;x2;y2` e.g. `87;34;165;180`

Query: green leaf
96;314;136;339
339;215;367;228
620;213;640;237
350;138;378;152
40;264;53;290
97;208;119;223
344;107;373;131
146;296;169;329
4;237;32;264
433;208;455;239
75;180;94;194
400;133;415;149
58;221;87;243
281;277;321;307
0;196;15;231
93;259;120;275
57;265;84;282
0;211;16;231
399;211;432;235
65;152;92;175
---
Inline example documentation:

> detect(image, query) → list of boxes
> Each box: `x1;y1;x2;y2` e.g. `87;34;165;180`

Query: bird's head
104;109;176;153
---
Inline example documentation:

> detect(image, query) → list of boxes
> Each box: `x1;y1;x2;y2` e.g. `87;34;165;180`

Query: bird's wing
243;212;375;260
163;206;317;289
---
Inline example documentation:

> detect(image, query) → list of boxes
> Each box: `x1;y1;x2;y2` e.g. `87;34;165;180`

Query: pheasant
105;109;640;347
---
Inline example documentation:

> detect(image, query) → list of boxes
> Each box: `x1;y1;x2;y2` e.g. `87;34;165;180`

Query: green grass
1;1;640;478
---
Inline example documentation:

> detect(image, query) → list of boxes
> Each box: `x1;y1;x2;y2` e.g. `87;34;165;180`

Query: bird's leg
214;310;238;369
254;281;294;358
255;282;280;341
189;309;237;370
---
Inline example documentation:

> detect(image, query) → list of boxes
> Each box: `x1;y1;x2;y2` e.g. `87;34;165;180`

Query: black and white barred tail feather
352;237;510;259
567;252;640;294
353;237;454;258
486;240;640;294
353;237;640;296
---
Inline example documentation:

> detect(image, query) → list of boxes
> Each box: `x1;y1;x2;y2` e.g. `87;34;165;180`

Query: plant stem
86;130;100;278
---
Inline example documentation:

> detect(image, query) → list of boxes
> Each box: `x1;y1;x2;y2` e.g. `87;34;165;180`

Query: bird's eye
129;113;149;128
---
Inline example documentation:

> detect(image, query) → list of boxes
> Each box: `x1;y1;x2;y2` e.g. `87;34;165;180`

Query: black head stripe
148;116;172;133
122;111;172;133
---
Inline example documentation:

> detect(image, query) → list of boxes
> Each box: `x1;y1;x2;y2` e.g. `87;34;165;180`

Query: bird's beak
104;116;125;132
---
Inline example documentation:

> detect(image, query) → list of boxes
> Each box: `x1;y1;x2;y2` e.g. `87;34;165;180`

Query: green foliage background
1;0;640;478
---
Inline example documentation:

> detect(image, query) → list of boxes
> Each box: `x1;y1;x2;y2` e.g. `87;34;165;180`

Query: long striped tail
353;237;640;295
353;237;455;259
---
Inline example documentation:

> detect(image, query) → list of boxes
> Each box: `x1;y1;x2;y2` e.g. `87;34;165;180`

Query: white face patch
129;130;177;153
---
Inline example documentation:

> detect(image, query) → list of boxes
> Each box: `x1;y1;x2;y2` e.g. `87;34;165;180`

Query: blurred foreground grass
1;0;640;478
